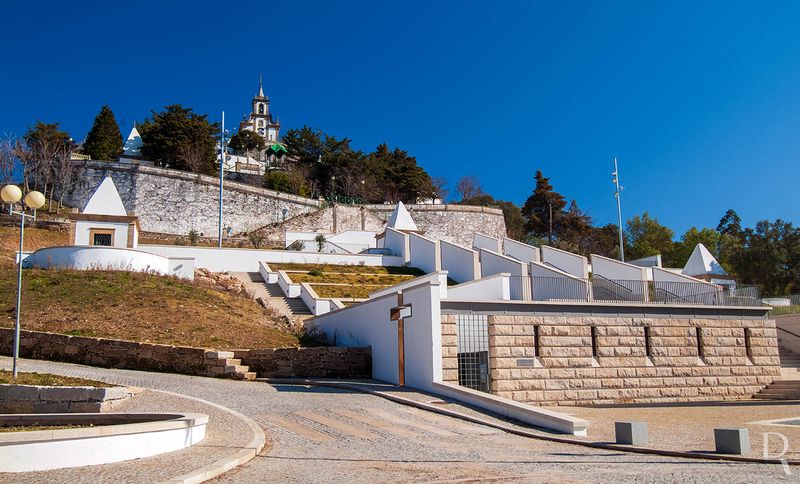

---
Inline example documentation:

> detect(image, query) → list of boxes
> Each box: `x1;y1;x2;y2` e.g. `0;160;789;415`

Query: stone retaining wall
237;347;371;378
441;314;780;405
0;385;133;413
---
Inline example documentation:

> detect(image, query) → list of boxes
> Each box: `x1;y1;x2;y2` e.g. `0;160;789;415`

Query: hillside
0;266;299;349
0;225;69;264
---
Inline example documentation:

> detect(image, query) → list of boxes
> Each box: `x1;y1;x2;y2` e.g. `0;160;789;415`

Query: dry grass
0;226;68;264
0;370;112;387
268;263;424;276
0;266;299;350
311;284;384;299
289;272;414;285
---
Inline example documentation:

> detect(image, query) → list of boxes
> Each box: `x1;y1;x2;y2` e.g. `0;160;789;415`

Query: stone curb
262;378;799;467
144;388;266;484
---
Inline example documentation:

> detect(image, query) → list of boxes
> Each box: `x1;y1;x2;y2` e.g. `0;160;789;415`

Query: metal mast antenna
612;157;625;262
218;111;225;248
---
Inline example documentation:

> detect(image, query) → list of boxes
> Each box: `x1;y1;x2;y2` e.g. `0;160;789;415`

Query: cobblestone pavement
1;357;796;483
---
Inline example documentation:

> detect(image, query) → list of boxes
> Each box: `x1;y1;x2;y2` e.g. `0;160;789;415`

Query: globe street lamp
1;185;46;378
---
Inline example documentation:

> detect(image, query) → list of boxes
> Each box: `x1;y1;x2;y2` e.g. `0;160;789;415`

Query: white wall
307;278;443;388
26;246;190;278
440;240;480;283
140;245;403;272
590;254;648;301
652;267;722;305
383;228;410;262
300;283;332;315
447;273;510;301
479;249;528;300
277;270;301;298
74;221;130;248
329;230;378;248
409;233;440;274
502;237;540;263
628;254;662;268
370;272;449;300
529;261;589;301
540;245;589;278
473;233;501;253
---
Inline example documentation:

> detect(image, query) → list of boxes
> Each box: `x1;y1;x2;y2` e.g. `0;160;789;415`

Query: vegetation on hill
138;104;219;175
267;263;424;276
0;370;112;387
0;226;68;264
0;267;298;349
83;105;123;161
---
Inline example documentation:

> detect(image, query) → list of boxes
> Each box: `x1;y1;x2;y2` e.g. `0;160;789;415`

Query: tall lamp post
1;185;46;378
218;111;230;248
612;157;625;262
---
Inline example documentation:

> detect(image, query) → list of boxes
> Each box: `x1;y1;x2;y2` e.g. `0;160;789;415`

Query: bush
188;229;200;246
308;268;324;277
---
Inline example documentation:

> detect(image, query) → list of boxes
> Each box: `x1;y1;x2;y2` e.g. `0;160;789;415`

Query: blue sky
1;1;798;236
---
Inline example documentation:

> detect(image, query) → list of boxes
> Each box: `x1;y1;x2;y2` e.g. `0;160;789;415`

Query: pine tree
83;106;123;161
521;171;566;243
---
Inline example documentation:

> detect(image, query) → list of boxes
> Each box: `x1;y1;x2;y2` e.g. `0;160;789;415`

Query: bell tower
240;74;281;145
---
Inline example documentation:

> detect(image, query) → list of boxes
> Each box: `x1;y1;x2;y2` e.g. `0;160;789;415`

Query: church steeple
257;74;265;98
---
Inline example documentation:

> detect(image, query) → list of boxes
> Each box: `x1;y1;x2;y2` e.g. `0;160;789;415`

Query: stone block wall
0;385;133;413
440;314;780;405
237;347;371;378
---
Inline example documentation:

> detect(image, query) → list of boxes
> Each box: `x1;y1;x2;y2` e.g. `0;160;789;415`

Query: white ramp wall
383;228;410;262
652;267;722;305
540;245;589;278
590;254;649;302
473;233;501;253
530;261;589;301
503;238;540;263
440;240;480;283
447;273;510;301
306;279;442;390
479;249;529;300
409;233;440;273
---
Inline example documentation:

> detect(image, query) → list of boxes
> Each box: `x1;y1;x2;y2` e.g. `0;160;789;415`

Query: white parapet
384;227;410;262
473;233;501;253
529;261;590;301
440;240;481;283
590;254;649;302
447;272;511;301
652;267;722;305
540;245;589;279
409;232;440;274
502;237;541;263
479;249;529;300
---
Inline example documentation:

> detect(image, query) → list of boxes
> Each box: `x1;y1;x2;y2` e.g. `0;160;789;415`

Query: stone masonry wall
441;314;780;405
237;347;371;378
60;163;507;247
62;162;321;236
0;385;133;413
0;329;371;380
366;204;507;247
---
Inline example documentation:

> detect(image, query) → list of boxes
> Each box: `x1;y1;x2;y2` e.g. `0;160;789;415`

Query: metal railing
507;276;762;307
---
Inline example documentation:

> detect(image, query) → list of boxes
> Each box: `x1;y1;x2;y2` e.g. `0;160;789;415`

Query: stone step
222;358;242;366
766;380;800;388
753;393;800;400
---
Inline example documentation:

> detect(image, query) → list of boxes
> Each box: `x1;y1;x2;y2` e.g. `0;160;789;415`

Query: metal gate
456;314;491;393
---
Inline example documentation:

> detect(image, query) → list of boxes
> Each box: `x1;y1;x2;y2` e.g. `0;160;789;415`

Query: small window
644;326;653;357
532;325;540;357
590;326;598;357
258;104;264;114
89;229;114;247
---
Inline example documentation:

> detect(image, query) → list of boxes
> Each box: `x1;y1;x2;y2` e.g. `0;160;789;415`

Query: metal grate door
456;314;491;393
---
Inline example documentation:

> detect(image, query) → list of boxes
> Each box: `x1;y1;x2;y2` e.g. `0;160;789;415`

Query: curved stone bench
0;412;208;472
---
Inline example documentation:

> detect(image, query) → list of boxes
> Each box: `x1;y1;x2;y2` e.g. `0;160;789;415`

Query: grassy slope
0;226;68;264
0;370;112;387
268;262;424;276
0;266;299;349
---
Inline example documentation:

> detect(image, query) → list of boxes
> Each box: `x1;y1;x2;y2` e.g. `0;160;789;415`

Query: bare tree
431;176;449;202
0;135;17;185
287;163;311;196
178;143;210;174
456;176;483;201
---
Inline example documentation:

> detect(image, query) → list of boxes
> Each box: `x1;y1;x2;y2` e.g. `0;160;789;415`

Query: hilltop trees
138;105;219;175
16;122;77;209
229;129;265;157
624;212;674;261
83;106;122;161
521;171;567;244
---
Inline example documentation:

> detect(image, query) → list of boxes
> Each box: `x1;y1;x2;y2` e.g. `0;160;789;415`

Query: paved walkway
0;358;795;483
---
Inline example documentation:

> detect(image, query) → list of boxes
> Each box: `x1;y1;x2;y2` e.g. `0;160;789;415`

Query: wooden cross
389;291;412;387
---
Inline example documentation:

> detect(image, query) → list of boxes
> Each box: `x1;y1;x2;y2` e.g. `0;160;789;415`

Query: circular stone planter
0;413;208;472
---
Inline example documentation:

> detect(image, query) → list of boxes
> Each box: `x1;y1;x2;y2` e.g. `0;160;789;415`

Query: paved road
1;358;794;483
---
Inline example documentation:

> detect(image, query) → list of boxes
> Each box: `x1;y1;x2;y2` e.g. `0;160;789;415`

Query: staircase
204;350;256;381
753;344;800;400
231;272;313;323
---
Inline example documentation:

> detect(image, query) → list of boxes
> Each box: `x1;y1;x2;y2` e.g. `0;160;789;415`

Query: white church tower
239;75;281;146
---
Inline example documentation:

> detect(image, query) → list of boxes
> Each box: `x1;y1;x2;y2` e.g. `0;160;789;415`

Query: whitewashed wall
479;249;528;300
447;273;510;301
26;246;182;278
74;221;131;248
307;279;443;389
140;245;403;272
529;261;589;301
383;228;410;262
473;233;501;253
502;237;540;263
590;254;649;301
409;233;440;274
370;272;449;300
652;267;722;305
440;240;480;283
540;245;589;278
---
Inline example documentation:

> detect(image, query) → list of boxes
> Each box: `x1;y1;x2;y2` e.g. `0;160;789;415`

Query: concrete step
766;380;800;388
753;393;800;400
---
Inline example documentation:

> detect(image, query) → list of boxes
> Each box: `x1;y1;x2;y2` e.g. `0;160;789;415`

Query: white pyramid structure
682;243;727;277
386;201;418;231
83;177;127;216
122;125;143;157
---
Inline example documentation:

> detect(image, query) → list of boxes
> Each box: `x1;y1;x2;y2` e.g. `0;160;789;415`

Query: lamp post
612;157;625;262
1;185;46;378
330;175;336;203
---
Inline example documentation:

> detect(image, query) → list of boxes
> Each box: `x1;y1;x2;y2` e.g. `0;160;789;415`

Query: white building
68;177;140;248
